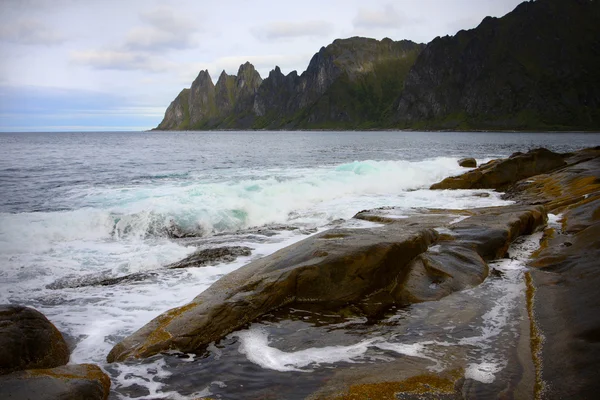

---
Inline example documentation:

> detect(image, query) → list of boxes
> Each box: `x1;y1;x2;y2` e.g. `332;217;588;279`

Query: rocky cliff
155;37;424;130
155;0;600;131
393;0;600;130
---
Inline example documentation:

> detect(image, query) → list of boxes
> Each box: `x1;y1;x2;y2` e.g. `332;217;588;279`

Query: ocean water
1;130;598;399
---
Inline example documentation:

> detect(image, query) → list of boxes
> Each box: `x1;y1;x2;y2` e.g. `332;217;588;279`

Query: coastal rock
521;149;600;399
504;147;600;215
458;157;477;168
372;243;488;308
430;148;566;190
107;205;546;362
0;305;69;375
0;364;110;400
167;246;253;269
450;204;546;260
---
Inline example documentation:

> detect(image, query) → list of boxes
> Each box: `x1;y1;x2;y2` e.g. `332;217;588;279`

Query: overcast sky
0;0;524;131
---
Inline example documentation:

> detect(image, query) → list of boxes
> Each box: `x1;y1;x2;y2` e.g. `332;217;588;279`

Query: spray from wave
0;157;472;250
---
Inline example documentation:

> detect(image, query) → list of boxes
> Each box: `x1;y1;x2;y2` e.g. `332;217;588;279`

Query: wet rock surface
108;204;546;362
0;364;111;400
0;305;70;375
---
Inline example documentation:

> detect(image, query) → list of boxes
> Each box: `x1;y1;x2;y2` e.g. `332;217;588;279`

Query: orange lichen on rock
329;369;463;400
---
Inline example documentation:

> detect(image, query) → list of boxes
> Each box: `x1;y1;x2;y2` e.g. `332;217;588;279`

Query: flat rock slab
0;305;69;375
0;364;110;400
108;204;546;362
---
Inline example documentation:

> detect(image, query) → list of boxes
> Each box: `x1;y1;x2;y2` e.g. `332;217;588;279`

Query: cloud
139;7;196;32
0;18;65;46
124;6;199;51
70;50;173;72
353;4;415;30
70;6;197;72
252;20;333;41
124;27;196;51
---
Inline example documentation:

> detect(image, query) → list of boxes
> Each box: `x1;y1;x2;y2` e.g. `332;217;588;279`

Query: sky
0;0;524;132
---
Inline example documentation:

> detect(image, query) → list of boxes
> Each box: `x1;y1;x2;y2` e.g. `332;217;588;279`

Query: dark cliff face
394;0;600;130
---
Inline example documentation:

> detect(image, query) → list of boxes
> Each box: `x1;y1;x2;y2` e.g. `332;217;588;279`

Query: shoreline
2;146;599;399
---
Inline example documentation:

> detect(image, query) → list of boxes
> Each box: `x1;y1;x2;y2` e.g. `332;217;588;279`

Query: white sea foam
110;358;213;400
465;362;503;384
235;328;439;372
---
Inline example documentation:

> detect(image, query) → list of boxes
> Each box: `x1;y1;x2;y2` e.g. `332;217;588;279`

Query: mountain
156;37;424;130
155;0;600;131
393;0;600;130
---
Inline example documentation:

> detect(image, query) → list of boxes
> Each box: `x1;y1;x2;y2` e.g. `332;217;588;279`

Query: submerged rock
0;364;110;400
430;148;566;190
107;205;546;362
167;246;253;269
0;305;69;375
47;271;159;290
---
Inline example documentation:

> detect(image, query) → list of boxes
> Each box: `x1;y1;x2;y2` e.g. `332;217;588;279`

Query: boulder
430;148;566;190
0;305;69;375
0;364;110;400
458;157;477;168
108;204;546;362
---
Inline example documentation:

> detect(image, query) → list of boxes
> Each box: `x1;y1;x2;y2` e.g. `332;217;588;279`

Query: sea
1;130;598;399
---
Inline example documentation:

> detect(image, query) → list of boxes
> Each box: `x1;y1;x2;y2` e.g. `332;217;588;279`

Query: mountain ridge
155;0;600;131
